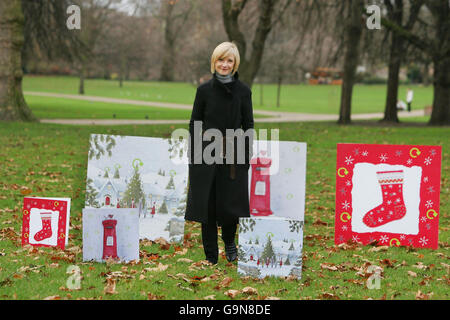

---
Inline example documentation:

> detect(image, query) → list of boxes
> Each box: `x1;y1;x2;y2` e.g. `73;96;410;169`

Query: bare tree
338;0;365;124
221;0;294;87
382;0;450;125
381;0;424;123
157;0;196;81
0;0;84;121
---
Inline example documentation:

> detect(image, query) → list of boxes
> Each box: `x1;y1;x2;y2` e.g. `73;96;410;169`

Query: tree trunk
338;0;364;125
382;33;404;123
78;65;85;95
276;76;282;108
0;0;37;122
429;56;450;125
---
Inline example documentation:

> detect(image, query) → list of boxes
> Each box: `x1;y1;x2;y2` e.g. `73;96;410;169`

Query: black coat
185;71;254;225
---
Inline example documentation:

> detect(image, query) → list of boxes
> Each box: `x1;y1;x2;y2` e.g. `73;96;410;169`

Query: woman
185;42;254;264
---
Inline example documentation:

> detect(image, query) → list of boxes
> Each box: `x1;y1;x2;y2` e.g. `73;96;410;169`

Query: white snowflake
342;225;348;231
378;217;383;223
423;176;429;183
418;236;428;246
400;235;405;240
387;200;392;205
425;200;433;208
344;156;354;165
406;159;413;165
352;235;360;242
362;151;368;157
424;157;432;166
379;235;389;244
421;216;428;223
346;180;352;186
342;201;350;210
379;154;388;162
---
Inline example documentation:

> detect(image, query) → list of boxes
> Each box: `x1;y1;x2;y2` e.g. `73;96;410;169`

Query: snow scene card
85;134;188;243
335;143;442;249
82;208;139;263
238;217;304;279
248;140;306;221
21;197;71;250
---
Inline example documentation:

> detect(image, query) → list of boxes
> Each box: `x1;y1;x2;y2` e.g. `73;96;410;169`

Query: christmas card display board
248;140;306;221
238;217;303;279
21;197;71;250
82;208;139;263
85;134;188;243
335;143;442;249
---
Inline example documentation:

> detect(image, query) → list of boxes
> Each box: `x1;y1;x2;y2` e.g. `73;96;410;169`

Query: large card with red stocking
21;197;71;250
335;144;442;249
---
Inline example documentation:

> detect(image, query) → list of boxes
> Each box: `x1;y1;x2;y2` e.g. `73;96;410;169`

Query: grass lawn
24;95;193;120
23;76;434;115
0;121;448;300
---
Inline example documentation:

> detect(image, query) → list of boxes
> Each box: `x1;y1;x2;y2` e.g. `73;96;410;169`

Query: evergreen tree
173;186;187;217
103;169;109;178
238;246;247;263
85;178;100;208
123;167;146;209
158;200;168;214
261;236;276;262
284;256;291;266
166;176;175;189
113;167;120;179
289;242;295;251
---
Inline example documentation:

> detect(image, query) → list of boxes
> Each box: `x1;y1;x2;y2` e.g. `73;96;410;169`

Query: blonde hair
210;42;240;75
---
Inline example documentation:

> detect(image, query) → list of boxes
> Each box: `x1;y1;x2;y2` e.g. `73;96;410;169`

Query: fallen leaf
177;258;193;263
104;278;117;295
144;263;168;273
242;287;258;295
407;271;417;277
203;295;216;300
43;295;61;300
224;289;240;299
219;277;233;288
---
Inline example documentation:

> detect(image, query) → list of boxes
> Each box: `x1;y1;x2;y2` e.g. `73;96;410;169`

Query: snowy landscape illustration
238;217;304;279
85;134;188;243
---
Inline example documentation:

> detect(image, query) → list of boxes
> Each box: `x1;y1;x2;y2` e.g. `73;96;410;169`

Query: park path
25;91;425;125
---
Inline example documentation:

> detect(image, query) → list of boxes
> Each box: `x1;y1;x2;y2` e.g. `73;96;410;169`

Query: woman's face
215;55;235;76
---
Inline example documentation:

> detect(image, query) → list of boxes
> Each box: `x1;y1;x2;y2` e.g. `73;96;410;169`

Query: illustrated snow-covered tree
173;186;187;217
85;178;100;208
238;246;247;263
123;166;146;210
261;236;276;263
103;168;109;178
113;166;120;179
289;242;295;251
284;256;291;266
166;176;175;190
158;200;168;214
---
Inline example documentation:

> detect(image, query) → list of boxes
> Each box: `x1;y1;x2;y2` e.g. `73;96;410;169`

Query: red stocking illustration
363;170;407;228
34;212;53;241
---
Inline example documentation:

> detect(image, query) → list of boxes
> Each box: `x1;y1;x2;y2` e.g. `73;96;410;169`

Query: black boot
224;242;237;262
201;222;218;264
222;222;238;262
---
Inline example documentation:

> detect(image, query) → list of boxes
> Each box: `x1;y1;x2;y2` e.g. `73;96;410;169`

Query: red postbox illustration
249;157;273;216
102;215;118;260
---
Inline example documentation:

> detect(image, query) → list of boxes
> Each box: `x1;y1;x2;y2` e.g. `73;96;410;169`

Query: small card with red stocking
335;144;442;249
21;197;71;250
